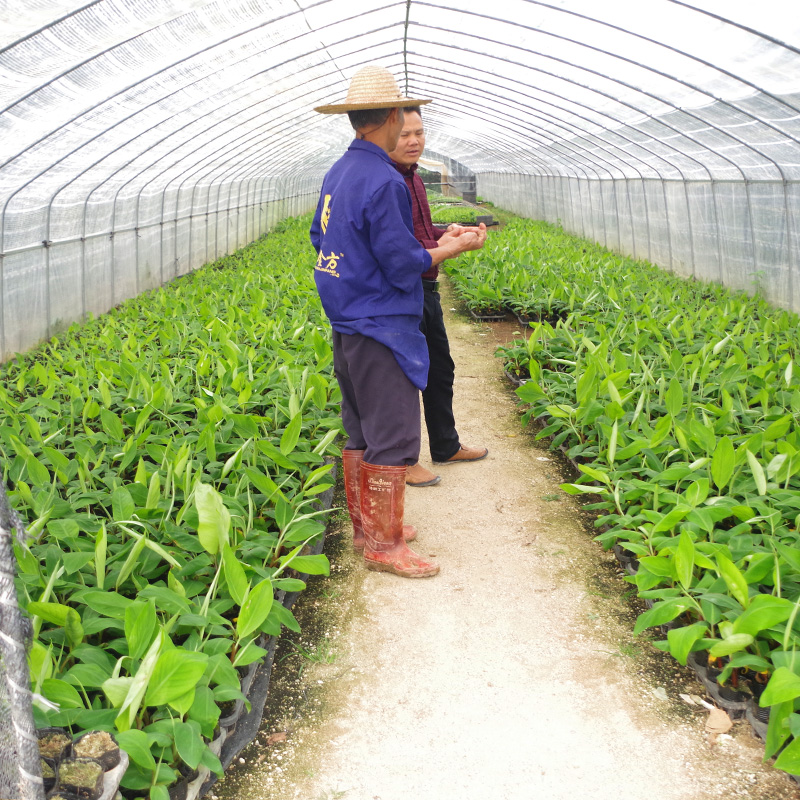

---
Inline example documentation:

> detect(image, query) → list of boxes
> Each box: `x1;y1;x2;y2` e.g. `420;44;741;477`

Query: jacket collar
348;138;392;163
391;159;418;177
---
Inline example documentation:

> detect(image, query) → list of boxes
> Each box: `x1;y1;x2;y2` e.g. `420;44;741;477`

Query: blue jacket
310;139;433;390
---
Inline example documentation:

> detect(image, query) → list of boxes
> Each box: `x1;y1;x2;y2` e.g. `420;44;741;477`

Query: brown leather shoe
406;462;441;487
437;444;488;464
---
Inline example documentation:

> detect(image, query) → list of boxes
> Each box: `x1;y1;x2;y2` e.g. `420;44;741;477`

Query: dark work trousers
420;286;461;462
332;330;421;466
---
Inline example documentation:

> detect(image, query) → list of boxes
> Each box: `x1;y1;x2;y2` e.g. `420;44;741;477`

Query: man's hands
442;223;487;250
428;223;487;266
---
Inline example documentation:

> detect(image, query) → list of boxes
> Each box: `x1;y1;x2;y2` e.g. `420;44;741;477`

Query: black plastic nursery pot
513;311;535;326
71;731;121;771
38;727;72;761
467;307;507;322
55;757;105;800
40;757;57;792
503;368;528;388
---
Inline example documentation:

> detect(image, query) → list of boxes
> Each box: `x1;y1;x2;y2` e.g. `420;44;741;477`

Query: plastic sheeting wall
477;170;800;312
0;175;320;360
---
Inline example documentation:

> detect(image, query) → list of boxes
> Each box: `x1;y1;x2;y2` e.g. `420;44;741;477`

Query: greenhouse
2;1;800;799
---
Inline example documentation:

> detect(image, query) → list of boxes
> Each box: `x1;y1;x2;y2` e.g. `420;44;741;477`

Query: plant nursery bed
3;215;342;800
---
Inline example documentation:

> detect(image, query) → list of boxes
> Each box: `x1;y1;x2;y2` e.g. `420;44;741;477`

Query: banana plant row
449;215;800;776
1;215;341;799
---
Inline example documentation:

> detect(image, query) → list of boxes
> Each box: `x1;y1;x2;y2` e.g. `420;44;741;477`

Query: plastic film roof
2;0;800;217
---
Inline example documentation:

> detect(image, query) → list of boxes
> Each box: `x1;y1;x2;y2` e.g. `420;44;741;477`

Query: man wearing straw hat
311;65;484;578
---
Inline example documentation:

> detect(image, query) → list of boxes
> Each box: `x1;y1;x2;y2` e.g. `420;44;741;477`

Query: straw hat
314;65;431;114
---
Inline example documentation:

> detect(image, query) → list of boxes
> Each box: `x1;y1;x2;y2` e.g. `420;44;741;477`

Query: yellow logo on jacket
316;194;342;276
315;250;342;277
321;194;332;233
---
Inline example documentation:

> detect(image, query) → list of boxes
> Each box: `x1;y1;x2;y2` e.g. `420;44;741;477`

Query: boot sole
406;476;441;487
433;450;488;465
364;559;439;578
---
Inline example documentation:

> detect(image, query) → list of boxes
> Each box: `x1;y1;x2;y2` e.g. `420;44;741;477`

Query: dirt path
214;278;800;800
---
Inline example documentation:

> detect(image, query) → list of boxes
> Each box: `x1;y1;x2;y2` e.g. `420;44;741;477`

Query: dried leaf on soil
705;708;733;745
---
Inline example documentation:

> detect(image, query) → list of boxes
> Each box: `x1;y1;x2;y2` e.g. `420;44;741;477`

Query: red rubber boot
360;462;439;578
342;450;416;551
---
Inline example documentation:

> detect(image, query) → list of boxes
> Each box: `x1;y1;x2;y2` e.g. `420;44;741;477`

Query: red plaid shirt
392;161;447;280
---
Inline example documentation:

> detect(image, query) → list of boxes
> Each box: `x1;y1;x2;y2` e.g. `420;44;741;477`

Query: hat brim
314;97;432;114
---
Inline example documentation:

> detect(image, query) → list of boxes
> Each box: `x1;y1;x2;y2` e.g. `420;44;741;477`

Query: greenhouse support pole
135;191;141;295
640;176;652;264
44;200;52;340
612;177;622;253
659;178;673;271
0;485;45;800
257;174;268;239
681;177;697;278
188;182;197;276
173;189;180;278
81;196;88;320
624;177;636;260
709;178;724;286
158;183;169;283
786;179;796;308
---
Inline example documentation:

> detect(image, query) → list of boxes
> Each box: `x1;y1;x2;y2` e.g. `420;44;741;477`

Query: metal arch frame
415;60;714;190
6;0;795;203
664;0;800;302
129;43;704;209
115;112;323;297
128;68;581;222
149;84;520;247
522;0;800;121
0;6;404;344
83;69;612;288
515;0;800;286
0;3;223;118
0;0;400;172
86;55;390;236
407;38;743;272
406;25;790;283
413;2;800;156
409;17;791;182
412;56;740;275
415;83;640;251
0;1;103;56
421;105;600;238
1;2;799;350
0;4;405;234
96;95;344;290
0;20;752;304
2;3;790;205
22;51;571;328
409;5;800;287
667;0;800;57
407;54;723;266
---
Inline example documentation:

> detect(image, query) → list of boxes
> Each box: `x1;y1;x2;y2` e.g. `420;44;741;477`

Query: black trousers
332;330;421;466
420;286;461;462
